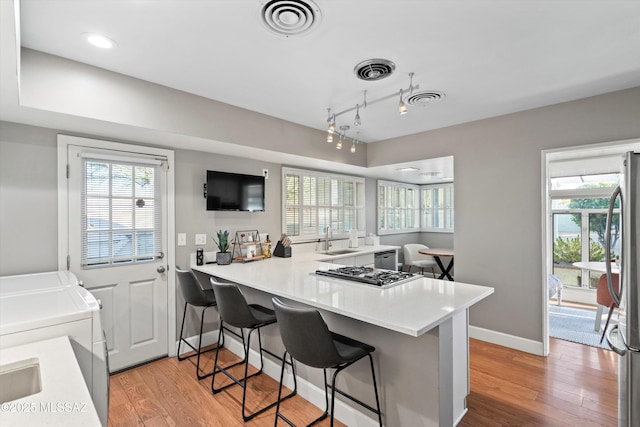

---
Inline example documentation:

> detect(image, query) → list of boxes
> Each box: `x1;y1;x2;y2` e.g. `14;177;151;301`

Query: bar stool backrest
210;279;258;328
176;267;213;307
272;298;342;368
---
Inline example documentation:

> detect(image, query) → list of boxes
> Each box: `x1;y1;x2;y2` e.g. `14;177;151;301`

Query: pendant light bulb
399;89;408;115
327;109;336;133
351;130;359;153
336;138;342;150
354;104;361;127
327;132;333;143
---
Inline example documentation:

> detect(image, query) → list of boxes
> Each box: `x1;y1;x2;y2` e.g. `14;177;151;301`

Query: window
82;157;163;267
421;183;454;231
283;168;365;242
377;181;454;235
377;180;420;234
550;174;620;288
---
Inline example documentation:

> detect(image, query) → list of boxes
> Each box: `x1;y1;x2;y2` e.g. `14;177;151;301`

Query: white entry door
66;142;170;372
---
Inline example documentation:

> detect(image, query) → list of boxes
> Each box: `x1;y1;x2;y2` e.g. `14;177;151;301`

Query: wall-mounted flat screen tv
206;170;265;211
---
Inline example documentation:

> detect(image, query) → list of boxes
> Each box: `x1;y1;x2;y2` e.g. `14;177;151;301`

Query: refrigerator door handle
606;324;627;356
605;186;623;307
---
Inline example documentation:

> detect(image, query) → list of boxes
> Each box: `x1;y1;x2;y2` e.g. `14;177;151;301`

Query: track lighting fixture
324;73;419;147
336;134;343;150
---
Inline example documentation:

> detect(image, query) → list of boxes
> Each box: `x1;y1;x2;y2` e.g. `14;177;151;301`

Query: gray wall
3;85;640;348
0;122;58;274
0;121;285;338
173;148;282;269
368;86;640;343
0;120;448;339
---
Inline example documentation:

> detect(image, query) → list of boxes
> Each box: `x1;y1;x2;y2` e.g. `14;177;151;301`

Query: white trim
541;150;551;356
79;151;163;165
550;186;617;200
57;134;177;357
469;326;544;356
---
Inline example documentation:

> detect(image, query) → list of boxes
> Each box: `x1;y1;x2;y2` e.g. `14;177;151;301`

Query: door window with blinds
82;157;163;267
283;168;365;242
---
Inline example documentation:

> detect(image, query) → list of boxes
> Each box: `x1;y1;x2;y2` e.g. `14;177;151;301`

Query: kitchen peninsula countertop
191;244;494;426
191;244;493;337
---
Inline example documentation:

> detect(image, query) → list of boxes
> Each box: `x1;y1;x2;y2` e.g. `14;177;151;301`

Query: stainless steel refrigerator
605;151;639;427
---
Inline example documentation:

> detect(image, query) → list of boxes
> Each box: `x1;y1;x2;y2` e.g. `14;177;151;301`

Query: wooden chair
594;273;619;332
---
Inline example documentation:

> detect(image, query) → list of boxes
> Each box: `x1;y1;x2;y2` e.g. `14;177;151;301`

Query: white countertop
192;245;494;337
0;336;101;426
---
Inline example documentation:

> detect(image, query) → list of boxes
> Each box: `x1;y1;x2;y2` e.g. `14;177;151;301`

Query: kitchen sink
323;249;358;255
0;358;42;403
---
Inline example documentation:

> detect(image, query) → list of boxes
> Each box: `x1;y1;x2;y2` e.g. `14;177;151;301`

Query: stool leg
194;306;211;380
274;352;299;427
177;302;188;359
367;353;383;426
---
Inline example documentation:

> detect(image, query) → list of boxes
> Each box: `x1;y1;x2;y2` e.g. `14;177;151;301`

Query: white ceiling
16;0;640;143
2;1;640;182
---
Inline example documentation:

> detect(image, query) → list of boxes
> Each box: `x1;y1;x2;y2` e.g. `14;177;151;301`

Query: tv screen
206;170;265;211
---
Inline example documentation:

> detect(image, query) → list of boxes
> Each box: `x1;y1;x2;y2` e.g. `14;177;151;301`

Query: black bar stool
209;278;296;422
175;267;226;380
272;297;383;426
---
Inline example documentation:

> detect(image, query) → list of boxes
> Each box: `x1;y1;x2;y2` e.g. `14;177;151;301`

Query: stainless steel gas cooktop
314;266;421;288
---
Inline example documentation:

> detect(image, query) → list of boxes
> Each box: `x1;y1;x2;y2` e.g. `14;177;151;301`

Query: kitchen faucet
324;226;332;251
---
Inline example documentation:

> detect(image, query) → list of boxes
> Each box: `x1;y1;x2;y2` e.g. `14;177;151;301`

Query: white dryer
0;271;109;426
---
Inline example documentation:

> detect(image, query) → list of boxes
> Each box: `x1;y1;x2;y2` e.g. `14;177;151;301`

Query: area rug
549;305;611;350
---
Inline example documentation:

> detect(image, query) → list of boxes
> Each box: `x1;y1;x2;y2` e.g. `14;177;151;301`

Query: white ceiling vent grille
354;59;396;81
259;0;321;37
405;91;446;106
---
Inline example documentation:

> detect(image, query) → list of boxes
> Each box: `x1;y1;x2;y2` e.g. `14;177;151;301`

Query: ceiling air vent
259;0;321;37
354;59;396;81
405;91;446;107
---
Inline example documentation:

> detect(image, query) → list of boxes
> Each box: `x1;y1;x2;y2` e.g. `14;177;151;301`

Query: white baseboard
469;326;544;356
178;330;380;426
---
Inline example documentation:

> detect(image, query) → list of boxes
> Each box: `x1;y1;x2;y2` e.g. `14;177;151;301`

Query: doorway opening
542;139;640;354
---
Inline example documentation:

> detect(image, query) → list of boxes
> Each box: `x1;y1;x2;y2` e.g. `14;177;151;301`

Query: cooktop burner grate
315;266;421;288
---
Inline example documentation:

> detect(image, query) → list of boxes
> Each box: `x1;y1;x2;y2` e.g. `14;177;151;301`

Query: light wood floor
108;338;618;426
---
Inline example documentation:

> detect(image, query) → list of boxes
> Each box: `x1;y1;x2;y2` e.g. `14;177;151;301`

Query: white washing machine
0;271;109;426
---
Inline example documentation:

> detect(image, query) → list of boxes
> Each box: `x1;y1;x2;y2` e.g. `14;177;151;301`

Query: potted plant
213;230;232;265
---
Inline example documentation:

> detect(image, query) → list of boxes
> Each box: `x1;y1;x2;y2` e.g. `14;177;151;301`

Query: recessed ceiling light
83;33;117;49
397;167;419;172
